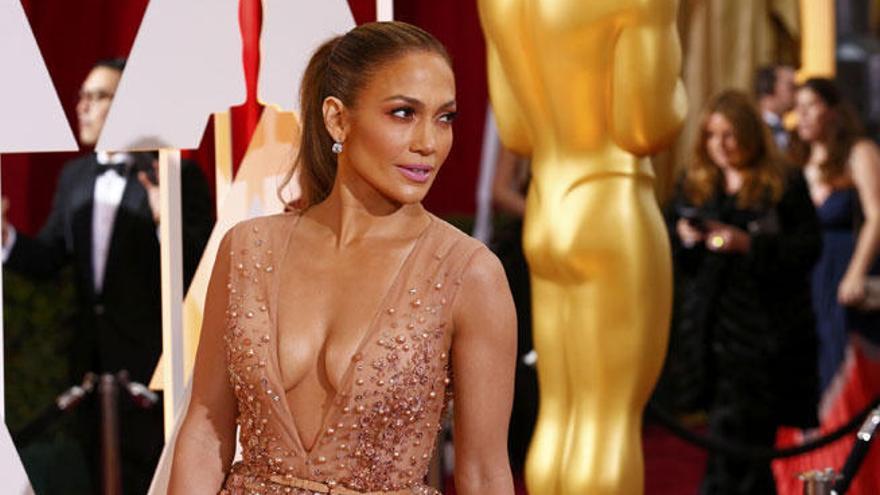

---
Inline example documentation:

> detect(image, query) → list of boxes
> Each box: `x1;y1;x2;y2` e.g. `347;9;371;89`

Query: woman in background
665;90;820;494
773;78;880;495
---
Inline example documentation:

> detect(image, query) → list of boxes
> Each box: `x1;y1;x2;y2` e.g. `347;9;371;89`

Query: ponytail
279;37;341;208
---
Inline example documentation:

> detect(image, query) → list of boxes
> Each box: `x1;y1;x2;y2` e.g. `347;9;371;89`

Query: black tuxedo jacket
6;153;213;384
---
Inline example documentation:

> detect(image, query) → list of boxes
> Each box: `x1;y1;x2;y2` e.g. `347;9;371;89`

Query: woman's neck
720;166;744;195
305;178;427;248
808;141;829;166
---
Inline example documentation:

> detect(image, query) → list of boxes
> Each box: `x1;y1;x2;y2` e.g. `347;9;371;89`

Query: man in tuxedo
755;64;797;152
2;58;213;494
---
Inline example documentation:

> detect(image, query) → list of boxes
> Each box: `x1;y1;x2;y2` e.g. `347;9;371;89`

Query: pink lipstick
396;164;433;183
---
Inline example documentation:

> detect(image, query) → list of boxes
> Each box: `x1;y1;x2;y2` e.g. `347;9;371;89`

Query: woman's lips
396;164;433;183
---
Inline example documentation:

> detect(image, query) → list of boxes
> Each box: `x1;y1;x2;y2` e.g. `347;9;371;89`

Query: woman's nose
411;121;436;155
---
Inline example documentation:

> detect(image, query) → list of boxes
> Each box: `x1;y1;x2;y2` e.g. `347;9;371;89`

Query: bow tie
97;162;131;177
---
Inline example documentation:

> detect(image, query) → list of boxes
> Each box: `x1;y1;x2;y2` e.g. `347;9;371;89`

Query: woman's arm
839;140;880;305
451;246;517;495
491;146;527;217
168;233;238;494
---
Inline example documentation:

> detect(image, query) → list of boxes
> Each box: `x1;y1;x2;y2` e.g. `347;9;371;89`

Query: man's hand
138;160;160;223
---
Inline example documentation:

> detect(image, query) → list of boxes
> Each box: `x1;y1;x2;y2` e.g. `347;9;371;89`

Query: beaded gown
216;212;483;495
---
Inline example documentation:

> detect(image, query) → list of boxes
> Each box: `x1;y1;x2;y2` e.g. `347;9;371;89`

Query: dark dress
772;187;880;494
660;172;821;495
811;188;880;391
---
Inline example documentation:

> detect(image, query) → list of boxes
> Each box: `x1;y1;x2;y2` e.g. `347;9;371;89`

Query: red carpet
773;340;880;495
444;424;707;494
643;423;708;494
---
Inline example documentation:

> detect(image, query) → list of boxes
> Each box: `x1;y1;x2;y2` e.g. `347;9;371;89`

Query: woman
168;22;516;495
664;90;820;494
790;78;880;386
773;78;880;495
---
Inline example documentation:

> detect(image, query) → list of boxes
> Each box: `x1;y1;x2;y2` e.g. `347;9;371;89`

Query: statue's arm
611;1;687;156
486;41;533;156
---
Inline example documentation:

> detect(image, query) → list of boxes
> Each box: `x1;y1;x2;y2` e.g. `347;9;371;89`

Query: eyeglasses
77;89;114;104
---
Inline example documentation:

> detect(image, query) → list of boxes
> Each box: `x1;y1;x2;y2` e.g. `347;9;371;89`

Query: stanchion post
99;374;122;495
159;149;185;440
831;405;880;495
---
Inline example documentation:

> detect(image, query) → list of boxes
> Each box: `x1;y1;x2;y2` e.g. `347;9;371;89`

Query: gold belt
267;475;414;495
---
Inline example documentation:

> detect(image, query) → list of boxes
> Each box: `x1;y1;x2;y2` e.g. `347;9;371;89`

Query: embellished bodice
219;213;481;494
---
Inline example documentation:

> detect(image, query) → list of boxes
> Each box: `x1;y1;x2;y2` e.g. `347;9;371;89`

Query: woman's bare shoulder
850;139;880;161
461;243;506;288
849;139;880;177
423;214;506;296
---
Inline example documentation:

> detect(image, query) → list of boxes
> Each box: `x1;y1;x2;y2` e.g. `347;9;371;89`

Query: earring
331;141;343;154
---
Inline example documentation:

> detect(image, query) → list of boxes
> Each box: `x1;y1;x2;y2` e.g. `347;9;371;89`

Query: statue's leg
522;179;577;495
524;274;573;495
564;176;671;495
543;175;671;495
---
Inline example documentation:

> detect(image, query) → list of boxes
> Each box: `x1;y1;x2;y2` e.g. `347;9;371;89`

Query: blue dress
811;188;880;392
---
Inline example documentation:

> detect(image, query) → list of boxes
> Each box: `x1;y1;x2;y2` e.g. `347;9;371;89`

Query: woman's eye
438;111;458;124
391;107;414;119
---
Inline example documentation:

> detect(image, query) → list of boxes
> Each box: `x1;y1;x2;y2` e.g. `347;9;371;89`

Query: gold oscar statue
478;1;687;494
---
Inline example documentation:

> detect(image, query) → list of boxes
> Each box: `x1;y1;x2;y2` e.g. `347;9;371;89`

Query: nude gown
216;212;484;494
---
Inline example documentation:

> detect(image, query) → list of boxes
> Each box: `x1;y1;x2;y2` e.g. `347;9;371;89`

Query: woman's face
335;51;456;206
705;112;745;170
795;87;830;143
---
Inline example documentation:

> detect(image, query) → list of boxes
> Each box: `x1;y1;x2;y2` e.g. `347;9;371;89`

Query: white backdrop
258;0;355;111
0;0;78;492
97;0;246;152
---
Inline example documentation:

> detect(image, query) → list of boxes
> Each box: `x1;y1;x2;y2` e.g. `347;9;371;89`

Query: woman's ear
323;96;348;144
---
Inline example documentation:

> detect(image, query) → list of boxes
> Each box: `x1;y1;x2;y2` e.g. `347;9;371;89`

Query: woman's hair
279;21;451;208
788;77;863;184
683;89;784;209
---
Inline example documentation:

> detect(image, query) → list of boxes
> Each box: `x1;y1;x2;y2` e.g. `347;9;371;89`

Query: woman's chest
271;247;453;390
224;248;457;472
223;235;460;409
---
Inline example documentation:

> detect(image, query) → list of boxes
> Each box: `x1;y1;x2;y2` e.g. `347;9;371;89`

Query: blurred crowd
489;66;880;494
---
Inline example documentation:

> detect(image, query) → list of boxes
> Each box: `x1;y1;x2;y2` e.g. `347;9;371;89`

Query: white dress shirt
92;151;134;292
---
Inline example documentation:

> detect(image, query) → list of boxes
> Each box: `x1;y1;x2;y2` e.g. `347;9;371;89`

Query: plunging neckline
814;187;855;210
267;212;435;458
